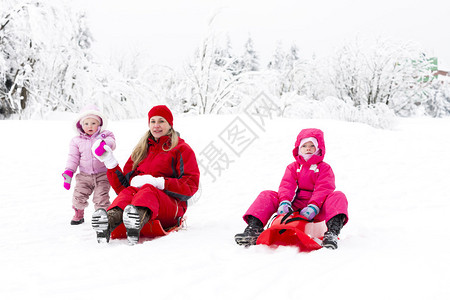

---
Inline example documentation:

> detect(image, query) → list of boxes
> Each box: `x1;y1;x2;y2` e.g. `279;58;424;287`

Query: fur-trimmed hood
292;128;326;165
74;105;108;134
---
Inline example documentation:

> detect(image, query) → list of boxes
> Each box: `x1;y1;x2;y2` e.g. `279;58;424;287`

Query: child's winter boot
123;205;151;245
71;206;85;225
234;215;264;246
91;207;123;243
322;214;345;249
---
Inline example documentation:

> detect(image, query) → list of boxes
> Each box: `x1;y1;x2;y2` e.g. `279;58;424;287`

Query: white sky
75;0;450;69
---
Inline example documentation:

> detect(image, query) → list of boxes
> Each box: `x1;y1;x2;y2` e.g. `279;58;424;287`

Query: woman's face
149;116;171;140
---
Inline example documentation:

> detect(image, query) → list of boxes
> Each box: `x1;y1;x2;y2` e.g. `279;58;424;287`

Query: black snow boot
234;215;264;246
322;214;346;250
91;207;123;243
123;205;151;245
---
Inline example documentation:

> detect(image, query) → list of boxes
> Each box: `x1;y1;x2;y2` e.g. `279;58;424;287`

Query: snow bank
0;115;448;299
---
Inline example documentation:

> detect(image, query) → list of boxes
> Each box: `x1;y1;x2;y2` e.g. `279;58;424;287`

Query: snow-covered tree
240;36;259;72
214;35;232;68
0;0;95;118
267;42;285;71
184;33;248;114
330;39;435;116
0;0;166;120
424;79;450;117
266;42;305;97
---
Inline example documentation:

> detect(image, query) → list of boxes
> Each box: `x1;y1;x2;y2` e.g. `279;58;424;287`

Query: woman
91;105;200;245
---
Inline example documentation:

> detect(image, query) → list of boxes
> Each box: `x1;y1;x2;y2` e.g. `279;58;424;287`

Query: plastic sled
111;218;184;240
256;211;327;252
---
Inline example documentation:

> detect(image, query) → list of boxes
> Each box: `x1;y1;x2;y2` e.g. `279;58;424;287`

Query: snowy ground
1;114;449;299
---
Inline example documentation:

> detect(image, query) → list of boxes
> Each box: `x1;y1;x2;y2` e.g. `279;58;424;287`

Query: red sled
111;218;184;240
256;212;327;252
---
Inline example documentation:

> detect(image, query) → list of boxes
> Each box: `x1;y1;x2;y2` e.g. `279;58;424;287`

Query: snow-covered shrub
330;38;435;117
424;79;450;117
282;94;396;129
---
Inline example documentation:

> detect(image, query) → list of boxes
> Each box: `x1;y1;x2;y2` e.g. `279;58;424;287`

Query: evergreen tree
267;41;285;70
241;36;259;72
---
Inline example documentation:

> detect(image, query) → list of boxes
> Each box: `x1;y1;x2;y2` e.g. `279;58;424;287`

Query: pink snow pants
108;184;186;229
243;190;349;226
73;172;111;210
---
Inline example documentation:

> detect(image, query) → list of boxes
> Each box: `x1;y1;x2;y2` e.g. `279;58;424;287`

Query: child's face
300;141;316;155
149;116;171;140
81;118;100;136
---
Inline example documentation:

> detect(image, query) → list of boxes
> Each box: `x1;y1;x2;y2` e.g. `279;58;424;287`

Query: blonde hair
131;128;179;170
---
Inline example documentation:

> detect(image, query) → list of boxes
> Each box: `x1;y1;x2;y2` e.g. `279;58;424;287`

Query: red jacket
107;135;200;202
278;128;336;208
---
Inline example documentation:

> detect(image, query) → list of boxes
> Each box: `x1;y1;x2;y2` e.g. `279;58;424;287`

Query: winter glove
62;170;73;190
300;204;320;220
277;200;293;215
130;175;165;190
92;142;118;169
93;139;107;156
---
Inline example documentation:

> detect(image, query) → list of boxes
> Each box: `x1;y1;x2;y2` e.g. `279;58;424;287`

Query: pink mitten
94;140;107;156
62;170;74;190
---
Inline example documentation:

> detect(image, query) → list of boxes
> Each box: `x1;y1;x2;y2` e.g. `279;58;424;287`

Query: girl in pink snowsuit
235;128;348;249
62;105;116;225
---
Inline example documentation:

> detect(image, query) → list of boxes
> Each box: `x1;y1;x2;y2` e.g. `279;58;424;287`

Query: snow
1;115;449;299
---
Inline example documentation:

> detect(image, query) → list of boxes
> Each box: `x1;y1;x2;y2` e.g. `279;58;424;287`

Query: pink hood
74;104;108;134
292;128;325;165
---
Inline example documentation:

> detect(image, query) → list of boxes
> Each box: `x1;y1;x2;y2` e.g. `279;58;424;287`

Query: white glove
92;141;118;169
130;175;164;190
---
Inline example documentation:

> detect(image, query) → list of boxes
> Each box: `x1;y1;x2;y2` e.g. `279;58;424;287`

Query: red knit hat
148;105;173;127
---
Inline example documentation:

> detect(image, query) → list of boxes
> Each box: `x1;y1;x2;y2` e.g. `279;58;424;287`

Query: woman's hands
130;175;164;190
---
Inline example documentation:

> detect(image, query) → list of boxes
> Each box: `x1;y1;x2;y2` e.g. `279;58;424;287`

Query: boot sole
235;235;258;246
123;205;141;245
92;209;110;243
322;232;339;249
322;242;338;250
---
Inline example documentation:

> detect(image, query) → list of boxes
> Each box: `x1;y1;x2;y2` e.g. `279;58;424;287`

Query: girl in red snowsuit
91;105;200;245
235;128;348;249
